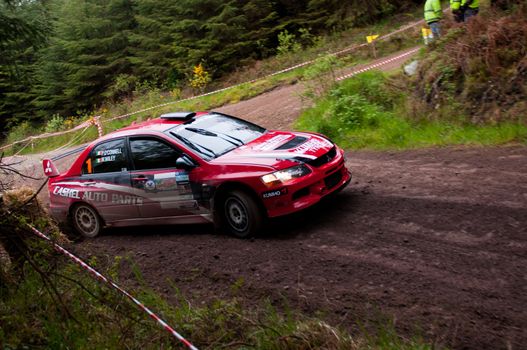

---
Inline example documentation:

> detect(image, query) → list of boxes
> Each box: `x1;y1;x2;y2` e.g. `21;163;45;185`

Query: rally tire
222;190;262;238
71;203;102;238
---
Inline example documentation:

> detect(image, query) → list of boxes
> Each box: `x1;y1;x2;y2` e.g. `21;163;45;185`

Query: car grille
308;146;337;167
292;187;310;200
324;170;342;189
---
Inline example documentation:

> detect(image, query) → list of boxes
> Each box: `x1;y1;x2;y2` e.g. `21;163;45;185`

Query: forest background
0;0;421;134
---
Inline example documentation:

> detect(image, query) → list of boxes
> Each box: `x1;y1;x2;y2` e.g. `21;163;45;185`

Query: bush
296;70;527;149
44;114;65;133
297;71;397;141
277;30;302;55
301;54;342;102
103;74;138;101
411;5;527;124
189;63;212;94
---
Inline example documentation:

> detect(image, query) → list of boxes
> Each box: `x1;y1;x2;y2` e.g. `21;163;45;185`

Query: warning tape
0;120;92;152
1;14;428;154
26;223;199;350
336;47;420;81
87;116;104;138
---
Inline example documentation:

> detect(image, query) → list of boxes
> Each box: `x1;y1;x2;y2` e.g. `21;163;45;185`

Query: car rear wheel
223;190;262;238
71;204;102;238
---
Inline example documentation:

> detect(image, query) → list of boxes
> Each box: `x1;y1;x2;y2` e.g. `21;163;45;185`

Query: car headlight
261;164;311;186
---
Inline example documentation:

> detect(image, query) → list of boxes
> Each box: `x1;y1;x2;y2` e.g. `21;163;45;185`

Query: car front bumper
263;152;351;218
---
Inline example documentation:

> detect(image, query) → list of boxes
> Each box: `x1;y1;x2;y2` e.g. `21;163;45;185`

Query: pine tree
33;0;135;118
129;0;184;87
0;0;49;131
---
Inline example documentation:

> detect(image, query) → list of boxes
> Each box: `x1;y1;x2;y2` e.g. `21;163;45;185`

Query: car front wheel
71;203;102;238
223;190;262;238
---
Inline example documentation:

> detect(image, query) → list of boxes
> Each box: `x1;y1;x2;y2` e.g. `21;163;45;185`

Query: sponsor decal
155;178;178;191
175;172;189;184
79;190;143;205
151;172;190;190
262;187;287;199
145;180;156;191
111;194;143;205
82;191;108;202
153;172;178;191
154;172;176;180
53;186;81;199
253;134;291;151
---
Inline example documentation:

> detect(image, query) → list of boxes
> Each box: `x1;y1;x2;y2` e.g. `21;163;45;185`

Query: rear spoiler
43;145;87;177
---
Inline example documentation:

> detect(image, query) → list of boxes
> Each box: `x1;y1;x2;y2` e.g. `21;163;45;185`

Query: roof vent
275;136;308;150
160;112;196;120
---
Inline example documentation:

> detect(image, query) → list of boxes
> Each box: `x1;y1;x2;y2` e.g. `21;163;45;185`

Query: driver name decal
96;148;122;156
95;148;123;163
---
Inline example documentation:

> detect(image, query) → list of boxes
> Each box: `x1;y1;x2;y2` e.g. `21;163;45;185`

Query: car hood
210;131;334;169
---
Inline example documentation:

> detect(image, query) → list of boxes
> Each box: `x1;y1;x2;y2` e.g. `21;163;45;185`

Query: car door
80;138;140;222
128;136;200;218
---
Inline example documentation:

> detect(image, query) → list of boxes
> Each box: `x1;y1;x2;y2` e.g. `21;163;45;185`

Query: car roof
99;111;210;140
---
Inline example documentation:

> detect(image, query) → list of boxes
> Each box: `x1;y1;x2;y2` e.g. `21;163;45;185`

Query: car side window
130;138;181;170
82;139;128;174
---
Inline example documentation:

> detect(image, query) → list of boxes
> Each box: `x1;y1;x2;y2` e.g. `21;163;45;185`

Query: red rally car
43;112;351;238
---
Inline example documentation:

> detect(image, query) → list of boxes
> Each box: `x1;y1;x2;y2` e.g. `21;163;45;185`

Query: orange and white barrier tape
0;119;92;152
336;47;420;81
26;223;199;350
88;115;104;137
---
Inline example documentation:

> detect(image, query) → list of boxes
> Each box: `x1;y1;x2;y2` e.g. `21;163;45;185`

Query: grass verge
0;246;436;349
295;71;527;149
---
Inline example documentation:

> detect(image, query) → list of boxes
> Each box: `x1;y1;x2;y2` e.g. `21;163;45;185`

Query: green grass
0;247;436;350
296;71;527;149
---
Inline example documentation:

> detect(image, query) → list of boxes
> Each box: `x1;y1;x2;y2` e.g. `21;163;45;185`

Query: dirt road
80;145;527;350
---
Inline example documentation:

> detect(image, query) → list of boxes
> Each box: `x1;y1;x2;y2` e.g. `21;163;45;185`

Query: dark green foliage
412;5;527;124
0;0;49;131
32;0;136;118
129;1;183;88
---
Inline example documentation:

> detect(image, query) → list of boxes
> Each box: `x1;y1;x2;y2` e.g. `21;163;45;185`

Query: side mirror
176;155;196;170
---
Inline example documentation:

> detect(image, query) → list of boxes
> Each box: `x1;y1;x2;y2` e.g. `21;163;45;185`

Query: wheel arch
212;181;267;219
68;201;105;226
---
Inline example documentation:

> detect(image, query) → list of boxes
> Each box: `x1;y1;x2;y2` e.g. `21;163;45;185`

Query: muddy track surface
76;145;527;350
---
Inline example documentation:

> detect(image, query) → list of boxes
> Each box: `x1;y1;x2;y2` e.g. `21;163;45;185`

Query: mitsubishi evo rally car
43;112;351;238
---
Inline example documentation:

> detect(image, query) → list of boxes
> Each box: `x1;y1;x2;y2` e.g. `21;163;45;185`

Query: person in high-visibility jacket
424;0;442;39
450;0;464;23
461;0;479;22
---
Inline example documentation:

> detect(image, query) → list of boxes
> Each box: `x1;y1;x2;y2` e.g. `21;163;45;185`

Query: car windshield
166;113;266;160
